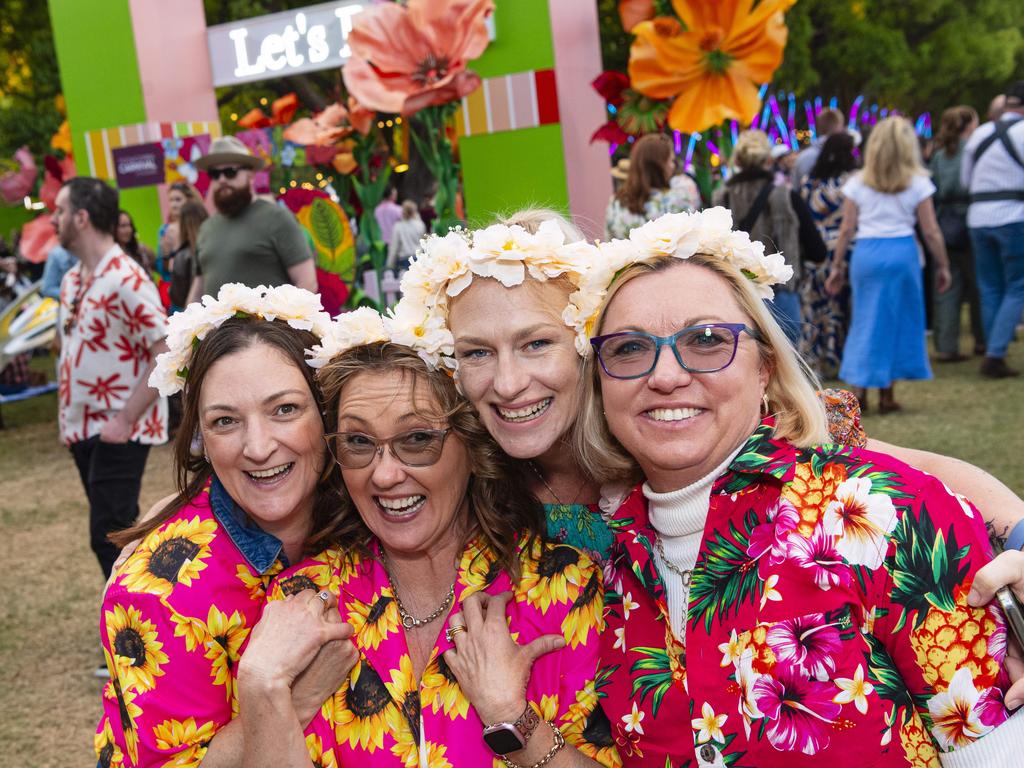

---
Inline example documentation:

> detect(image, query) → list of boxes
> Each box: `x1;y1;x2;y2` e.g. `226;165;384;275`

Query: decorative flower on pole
628;0;796;134
342;0;494;117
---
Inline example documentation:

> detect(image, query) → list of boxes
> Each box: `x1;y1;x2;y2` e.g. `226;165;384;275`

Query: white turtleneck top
644;446;743;642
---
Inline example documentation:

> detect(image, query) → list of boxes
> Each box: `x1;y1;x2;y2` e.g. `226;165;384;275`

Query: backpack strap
737;181;775;233
970;120;1024;203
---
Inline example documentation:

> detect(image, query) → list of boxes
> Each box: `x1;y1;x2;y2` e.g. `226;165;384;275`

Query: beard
213;184;253;217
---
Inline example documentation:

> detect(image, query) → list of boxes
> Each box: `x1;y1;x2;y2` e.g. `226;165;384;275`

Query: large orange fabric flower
283;98;373;146
342;0;494;116
629;0;795;134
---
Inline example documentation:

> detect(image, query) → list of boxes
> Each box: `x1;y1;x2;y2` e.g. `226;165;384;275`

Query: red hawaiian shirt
598;419;1017;767
58;245;167;445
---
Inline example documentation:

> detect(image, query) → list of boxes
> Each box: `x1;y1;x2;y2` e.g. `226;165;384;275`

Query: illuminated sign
206;1;364;87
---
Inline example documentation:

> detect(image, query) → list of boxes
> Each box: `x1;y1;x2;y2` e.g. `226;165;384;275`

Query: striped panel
456;69;559;138
83;120;222;178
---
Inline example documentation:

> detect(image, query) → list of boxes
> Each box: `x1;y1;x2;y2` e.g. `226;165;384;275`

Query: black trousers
69;437;151;578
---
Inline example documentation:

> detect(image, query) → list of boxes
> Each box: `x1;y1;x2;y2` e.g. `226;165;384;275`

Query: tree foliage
771;0;1024;114
0;0;63;160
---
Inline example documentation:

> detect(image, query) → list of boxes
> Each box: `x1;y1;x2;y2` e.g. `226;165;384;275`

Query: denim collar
209;476;288;573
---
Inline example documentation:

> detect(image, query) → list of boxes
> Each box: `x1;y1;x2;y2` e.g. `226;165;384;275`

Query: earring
761;393;771;417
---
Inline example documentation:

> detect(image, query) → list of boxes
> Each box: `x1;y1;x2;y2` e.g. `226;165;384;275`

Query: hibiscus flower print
927;667;993;749
765;613;842;681
786;525;850;591
746;498;799;570
822;477;898;569
753;664;841;755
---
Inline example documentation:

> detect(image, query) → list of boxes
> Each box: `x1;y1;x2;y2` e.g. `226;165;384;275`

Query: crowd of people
7;78;1023;767
605;81;1024;412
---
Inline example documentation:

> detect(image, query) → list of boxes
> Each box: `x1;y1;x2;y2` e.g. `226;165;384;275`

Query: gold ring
445;624;467;642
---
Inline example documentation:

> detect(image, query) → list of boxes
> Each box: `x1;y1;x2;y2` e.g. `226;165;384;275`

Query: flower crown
394;218;599;365
305;305;455;372
150;283;333;397
564;207;794;355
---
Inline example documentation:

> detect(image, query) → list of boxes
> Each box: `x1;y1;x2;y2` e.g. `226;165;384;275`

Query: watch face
483;726;525;755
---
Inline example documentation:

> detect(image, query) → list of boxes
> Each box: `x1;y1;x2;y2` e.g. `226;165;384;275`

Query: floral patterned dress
799;175;851;379
597;419;1017;766
270;536;614;768
95;479;287;767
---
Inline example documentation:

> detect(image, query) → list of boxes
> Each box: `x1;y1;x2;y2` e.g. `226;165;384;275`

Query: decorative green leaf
310;197;343;253
629;646;675;715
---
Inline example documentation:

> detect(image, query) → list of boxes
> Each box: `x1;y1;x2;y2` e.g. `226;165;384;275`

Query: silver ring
316;590;331;604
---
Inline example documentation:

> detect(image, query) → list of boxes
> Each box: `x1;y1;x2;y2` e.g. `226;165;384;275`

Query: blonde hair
861;116;927;194
731;130;772;172
500;207;584;242
401;199;419;219
574;256;829;485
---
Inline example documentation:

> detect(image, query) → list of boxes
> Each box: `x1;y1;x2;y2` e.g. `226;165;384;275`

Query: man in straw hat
186;135;316;303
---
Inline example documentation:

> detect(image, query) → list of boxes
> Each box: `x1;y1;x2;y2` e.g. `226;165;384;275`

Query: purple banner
112;143;166;188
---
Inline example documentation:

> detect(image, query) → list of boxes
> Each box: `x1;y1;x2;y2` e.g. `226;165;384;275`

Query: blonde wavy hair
573;256;829;485
499;207;584;242
860;116;927;194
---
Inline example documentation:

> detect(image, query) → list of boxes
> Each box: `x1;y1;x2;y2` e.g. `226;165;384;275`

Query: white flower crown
394;219;598;366
305;304;455;372
149;283;333;397
563;207;794;355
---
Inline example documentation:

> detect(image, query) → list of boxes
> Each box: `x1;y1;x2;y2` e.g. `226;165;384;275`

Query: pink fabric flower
753;666;842;755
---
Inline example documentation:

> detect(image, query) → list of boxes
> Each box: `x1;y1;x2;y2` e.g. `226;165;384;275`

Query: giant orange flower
342;0;494;116
629;0;795;134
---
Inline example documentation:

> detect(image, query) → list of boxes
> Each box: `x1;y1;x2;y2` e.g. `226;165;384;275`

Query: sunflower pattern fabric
268;535;615;767
597;418;1017;767
95;484;285;767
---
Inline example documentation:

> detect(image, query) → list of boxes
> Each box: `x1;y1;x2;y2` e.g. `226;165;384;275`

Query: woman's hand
442;592;565;725
824;268;845;296
969;550;1024;708
934;264;953;293
239;590;355;693
291;636;359;727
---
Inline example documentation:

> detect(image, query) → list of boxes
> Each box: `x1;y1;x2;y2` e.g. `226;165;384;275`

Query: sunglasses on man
207;166;243;181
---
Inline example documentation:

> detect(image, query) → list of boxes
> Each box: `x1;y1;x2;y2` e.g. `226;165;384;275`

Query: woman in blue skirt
825;116;952;412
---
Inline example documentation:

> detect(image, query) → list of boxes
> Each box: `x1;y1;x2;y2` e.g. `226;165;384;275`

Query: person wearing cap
962;81;1024;378
187;136;317;304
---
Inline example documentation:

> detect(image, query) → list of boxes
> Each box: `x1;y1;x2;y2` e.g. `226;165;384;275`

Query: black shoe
980;357;1020;378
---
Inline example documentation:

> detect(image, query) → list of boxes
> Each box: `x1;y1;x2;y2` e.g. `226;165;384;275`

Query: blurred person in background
116;209;155;272
386;199;425;272
799;132;858;378
962;81;1024;379
714;129;803;343
930;105;985;362
791;107;845;184
605;133;700;239
825;116;951;413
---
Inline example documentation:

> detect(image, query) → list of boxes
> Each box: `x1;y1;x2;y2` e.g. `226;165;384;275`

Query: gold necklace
381;553;455;630
528;461;585;507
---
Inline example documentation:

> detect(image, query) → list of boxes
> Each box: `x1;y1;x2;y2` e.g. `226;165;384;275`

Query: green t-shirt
196;199;313;296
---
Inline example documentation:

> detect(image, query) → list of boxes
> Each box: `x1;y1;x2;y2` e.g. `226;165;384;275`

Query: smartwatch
482;705;540;755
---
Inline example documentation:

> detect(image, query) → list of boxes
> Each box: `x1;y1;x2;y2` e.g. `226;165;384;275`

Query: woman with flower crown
571;209;1022;765
94;284;358;767
236;308;611;768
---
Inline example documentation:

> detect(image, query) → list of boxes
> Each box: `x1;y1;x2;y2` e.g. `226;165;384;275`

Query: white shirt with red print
58;245;167;446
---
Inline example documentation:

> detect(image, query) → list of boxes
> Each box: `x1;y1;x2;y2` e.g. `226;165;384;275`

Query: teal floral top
544;503;617;565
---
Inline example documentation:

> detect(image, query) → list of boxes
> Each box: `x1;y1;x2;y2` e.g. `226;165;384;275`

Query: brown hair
815;108;845;136
574;256;828;485
112;318;341;550
616;134;674;215
935;105;978;157
315;342;542;578
178;200;209;252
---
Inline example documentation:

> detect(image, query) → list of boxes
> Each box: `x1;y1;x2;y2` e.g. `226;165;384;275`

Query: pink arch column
128;0;219;219
547;0;613;240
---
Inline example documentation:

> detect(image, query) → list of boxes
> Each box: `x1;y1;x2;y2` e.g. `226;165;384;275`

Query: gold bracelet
500;721;565;768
